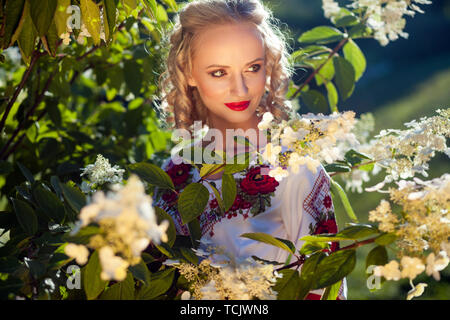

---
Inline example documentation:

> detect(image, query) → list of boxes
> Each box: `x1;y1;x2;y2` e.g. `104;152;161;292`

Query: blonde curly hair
157;0;295;132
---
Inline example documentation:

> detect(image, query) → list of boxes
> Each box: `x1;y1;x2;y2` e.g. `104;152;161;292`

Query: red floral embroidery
313;217;339;252
209;199;218;209
162;190;177;203
166;161;191;185
323;195;333;209
240;165;279;195
304;166;339;252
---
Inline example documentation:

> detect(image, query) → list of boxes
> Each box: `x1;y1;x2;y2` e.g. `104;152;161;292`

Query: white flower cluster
80;154;125;192
356;109;449;192
257;111;358;181
172;241;282;300
374;245;449;299
321;0;432;46
65;175;169;281
322;0;342;19
348;0;432;46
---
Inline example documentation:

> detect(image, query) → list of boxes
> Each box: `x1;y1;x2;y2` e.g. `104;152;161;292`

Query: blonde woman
155;0;346;300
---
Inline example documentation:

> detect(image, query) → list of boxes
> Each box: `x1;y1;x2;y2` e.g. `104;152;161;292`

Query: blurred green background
265;0;450;299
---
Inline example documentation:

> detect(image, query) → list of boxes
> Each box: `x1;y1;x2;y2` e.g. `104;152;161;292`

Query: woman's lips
224;100;250;111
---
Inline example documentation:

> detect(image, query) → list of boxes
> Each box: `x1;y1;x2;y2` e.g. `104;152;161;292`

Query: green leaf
200;164;224;178
16;1;37;65
329;179;358;222
180;247;199;265
187;218;202;249
103;0;117;42
344;149;371;166
273;269;301;300
80;0;101;45
136;268;175;300
24;257;46;279
83;250;108;300
348;24;372;39
299;241;328;255
62;225;101;245
333;56;355;101
337;223;378;239
99;272;135;300
334;15;359;27
300;89;329;113
297;251;326;299
41;21;59;57
128;260;151;286
0;257;22;273
358;162;375;172
178;183;209;224
223;152;250;174
2;0;26;49
343;38;366;82
375;233;397;246
0;277;24;299
54;0;71;36
221;173;236;212
298;26;345;44
324;163;350;173
161;0;177;11
123;59;143;95
155;4;168;23
313;249;356;289
48;243;73;270
366;245;388;271
240;232;296;255
60;182;86;214
321;279;342;300
142;0;158;22
315;58;335;86
154;207;176;247
16;161;34;184
325;81;338;113
29;0;57;36
11;198;38;236
127;162;175;191
32;184;65;224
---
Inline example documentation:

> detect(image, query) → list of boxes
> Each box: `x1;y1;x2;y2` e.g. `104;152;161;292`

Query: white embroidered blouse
153;147;347;299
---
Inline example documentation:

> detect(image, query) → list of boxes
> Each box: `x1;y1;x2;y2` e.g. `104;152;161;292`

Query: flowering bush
0;0;447;300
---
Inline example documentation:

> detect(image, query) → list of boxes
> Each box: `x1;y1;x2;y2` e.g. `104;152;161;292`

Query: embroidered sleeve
302;166;347;300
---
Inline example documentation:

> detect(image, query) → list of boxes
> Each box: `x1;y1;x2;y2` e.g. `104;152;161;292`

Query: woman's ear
187;74;197;87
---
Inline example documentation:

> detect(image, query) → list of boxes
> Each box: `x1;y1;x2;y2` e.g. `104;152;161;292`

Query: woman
155;0;346;300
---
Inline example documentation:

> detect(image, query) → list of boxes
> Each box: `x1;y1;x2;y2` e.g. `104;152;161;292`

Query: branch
289;37;349;101
0;72;56;160
0;48;46;133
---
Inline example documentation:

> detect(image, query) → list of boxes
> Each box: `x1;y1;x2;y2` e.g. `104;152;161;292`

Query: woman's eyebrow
205;57;264;69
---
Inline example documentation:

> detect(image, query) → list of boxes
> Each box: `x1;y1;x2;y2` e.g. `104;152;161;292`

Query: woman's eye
210;70;225;78
209;64;262;78
249;64;261;72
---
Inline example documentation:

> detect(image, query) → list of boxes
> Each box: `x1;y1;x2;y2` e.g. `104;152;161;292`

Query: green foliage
0;0;444;301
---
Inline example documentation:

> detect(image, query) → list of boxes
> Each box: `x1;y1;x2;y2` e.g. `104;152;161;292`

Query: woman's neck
204;112;265;154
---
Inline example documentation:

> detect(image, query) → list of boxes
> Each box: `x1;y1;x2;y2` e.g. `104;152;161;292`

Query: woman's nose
230;73;248;97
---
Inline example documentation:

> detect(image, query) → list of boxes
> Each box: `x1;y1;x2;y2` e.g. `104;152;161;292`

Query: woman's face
187;22;267;129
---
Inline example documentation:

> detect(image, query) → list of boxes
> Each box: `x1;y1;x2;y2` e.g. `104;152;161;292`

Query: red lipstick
224;100;250;111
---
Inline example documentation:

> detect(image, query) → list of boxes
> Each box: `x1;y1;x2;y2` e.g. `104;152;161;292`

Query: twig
0;72;56;160
0;48;46;132
289;37;349;101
